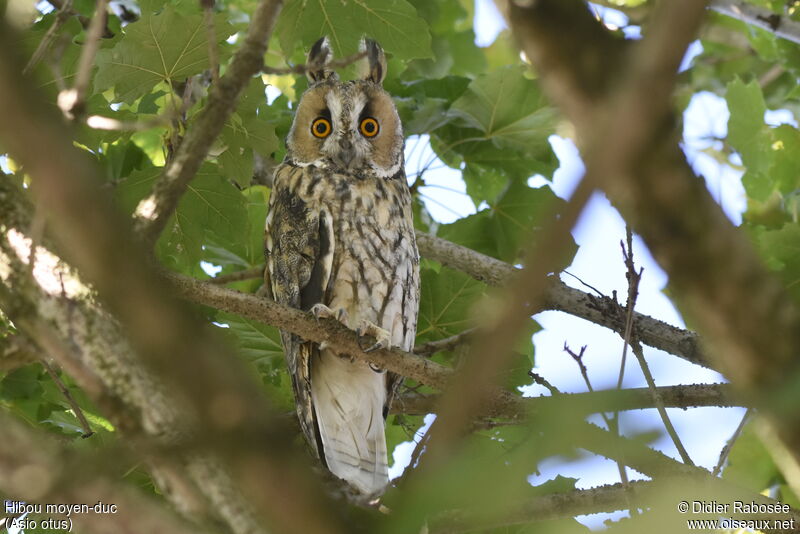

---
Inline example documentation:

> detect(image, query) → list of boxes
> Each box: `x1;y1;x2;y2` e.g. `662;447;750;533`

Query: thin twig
564;343;634;506
62;0;108;117
561;270;605;297
413;328;476;356
564;343;592;391
24;0;74;75
527;371;560;395
201;0;220;84
40;359;94;437
261;50;367;76
616;228;636;390
83;113;174;131
712;408;751;476
621;233;694;466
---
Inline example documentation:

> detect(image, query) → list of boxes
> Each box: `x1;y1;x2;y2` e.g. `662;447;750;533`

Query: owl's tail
311;349;389;495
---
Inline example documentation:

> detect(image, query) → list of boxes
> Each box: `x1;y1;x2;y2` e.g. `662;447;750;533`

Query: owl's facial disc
287;81;402;177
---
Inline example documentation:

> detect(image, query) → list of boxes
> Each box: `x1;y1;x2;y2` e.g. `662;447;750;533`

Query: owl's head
285;37;403;178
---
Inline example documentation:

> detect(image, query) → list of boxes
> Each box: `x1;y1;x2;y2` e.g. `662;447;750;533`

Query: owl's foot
310;303;349;325
357;320;392;354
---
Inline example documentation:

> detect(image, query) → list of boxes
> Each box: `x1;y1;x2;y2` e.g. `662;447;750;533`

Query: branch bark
416;232;709;368
212;234;710;368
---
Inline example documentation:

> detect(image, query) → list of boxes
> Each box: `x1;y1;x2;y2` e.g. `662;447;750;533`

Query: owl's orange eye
311;117;331;138
359;117;379;137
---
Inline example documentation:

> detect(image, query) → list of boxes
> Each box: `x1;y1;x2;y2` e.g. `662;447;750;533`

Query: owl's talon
311;304;349;326
357;320;391;353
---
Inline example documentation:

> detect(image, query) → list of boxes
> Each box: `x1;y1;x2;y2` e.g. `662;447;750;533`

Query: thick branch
416;233;709;368
165;272;457;392
133;0;283;247
213;235;709;368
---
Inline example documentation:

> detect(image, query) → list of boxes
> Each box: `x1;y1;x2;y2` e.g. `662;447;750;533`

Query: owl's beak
336;137;356;168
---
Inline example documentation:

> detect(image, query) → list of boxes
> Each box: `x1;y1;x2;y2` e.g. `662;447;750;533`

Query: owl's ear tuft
307;37;335;83
360;38;387;85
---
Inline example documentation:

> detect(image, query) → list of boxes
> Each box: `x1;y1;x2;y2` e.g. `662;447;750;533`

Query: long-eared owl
264;37;420;495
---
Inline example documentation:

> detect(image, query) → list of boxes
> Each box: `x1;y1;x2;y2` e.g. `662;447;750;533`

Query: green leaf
218;79;280;186
217;312;294;411
439;181;574;266
218;146;255;188
723;420;779;491
161;165;249;272
276;0;432;61
425;68;559;205
448;66;557;153
725;78;774;200
95;3;231;103
751;222;800;302
416;266;485;343
115;163;248;273
218;312;284;363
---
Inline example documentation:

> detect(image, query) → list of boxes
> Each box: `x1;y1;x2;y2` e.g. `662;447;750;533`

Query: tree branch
133;0;283;247
710;0;800;45
392;382;739;417
213;233;710;368
429;478;800;533
413;327;476;357
166;274;743;424
165;272;458;393
416;232;709;368
166;273;755;499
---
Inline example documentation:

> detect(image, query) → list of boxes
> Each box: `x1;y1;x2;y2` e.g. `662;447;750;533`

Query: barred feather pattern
265;162;419;495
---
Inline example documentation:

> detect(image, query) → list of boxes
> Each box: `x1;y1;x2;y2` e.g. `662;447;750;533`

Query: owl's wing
265;165;334;459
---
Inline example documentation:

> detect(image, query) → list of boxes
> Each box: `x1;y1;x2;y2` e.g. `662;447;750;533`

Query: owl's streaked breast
272;163;419;352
